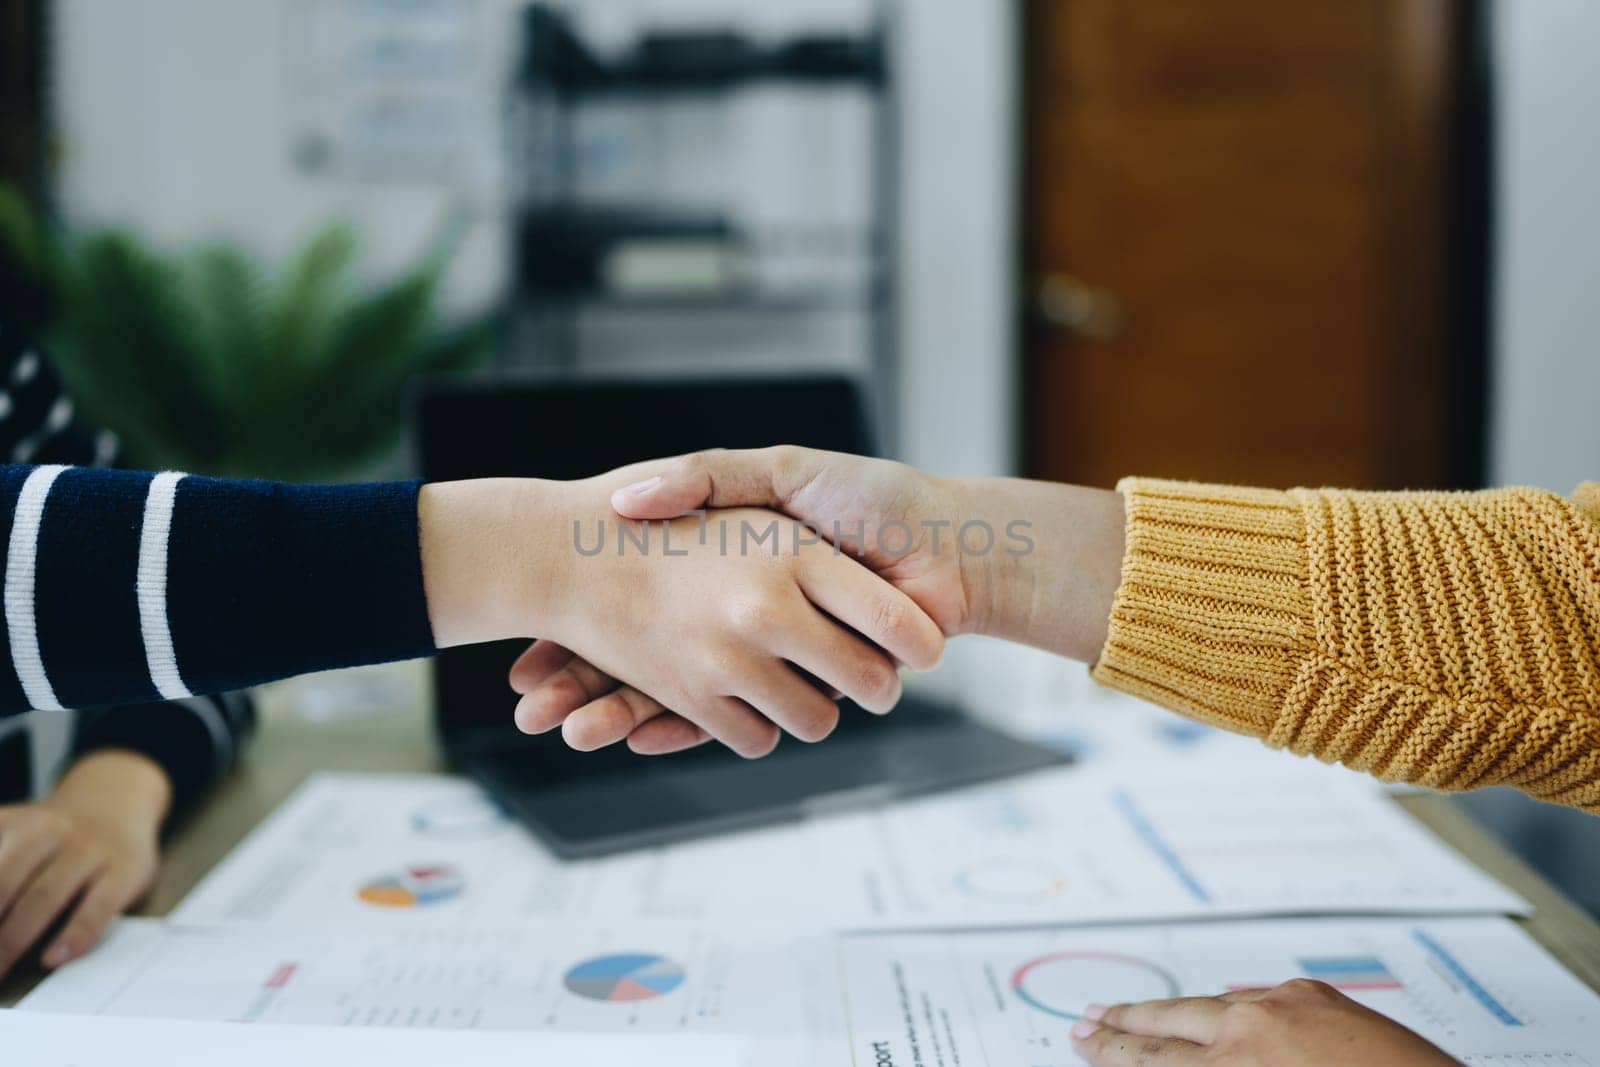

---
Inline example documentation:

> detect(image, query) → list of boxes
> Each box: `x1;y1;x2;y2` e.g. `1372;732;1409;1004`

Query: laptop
418;374;1066;858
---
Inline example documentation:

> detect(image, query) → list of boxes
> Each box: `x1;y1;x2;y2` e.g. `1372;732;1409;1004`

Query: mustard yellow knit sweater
1092;479;1600;813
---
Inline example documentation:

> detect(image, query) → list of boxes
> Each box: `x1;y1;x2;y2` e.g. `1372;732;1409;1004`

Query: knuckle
738;724;781;759
616;686;662;726
854;656;899;704
1281;977;1336;999
725;594;778;636
1097;1004;1128;1030
871;595;908;640
766;444;804;483
794;698;840;743
683;448;730;482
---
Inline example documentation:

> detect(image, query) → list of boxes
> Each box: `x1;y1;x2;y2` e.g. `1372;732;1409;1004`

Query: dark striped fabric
0;314;257;820
0;315;427;821
0;463;435;715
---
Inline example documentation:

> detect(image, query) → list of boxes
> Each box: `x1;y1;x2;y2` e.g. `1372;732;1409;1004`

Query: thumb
610;446;820;519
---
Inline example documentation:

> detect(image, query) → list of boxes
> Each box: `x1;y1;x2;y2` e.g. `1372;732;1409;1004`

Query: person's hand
509;447;1124;754
0;750;169;978
533;498;945;757
420;473;945;757
1069;979;1460;1067
510;449;973;753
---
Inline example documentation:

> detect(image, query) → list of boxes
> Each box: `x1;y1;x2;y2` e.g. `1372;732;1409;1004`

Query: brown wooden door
1022;0;1480;490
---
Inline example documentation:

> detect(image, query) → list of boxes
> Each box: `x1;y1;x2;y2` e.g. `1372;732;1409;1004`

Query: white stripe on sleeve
5;464;68;710
138;471;193;700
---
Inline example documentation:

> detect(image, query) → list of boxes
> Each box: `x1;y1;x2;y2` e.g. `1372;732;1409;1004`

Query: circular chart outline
954;857;1068;901
563;952;687;1004
1011;951;1181;1021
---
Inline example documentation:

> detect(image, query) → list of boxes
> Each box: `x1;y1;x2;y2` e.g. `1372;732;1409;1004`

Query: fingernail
42;942;73;968
1083;1003;1107;1021
618;476;661;497
1070;1019;1099;1040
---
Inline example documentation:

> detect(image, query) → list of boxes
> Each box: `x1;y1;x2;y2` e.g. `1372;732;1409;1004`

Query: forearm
1086;478;1600;812
419;478;565;647
951;477;1125;662
0;465;435;715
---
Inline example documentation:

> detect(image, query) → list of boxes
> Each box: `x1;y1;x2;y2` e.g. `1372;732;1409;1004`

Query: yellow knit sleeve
1090;478;1600;812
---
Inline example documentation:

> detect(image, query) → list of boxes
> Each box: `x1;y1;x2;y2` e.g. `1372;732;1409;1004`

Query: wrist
46;749;171;830
947;477;1012;638
952;478;1125;662
419;478;570;647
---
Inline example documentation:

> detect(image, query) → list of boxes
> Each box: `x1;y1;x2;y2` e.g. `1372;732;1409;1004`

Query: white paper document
166;770;1527;936
808;763;1530;926
167;773;823;929
22;917;837;1065
0;1009;747;1067
26;915;1597;1067
838;916;1600;1066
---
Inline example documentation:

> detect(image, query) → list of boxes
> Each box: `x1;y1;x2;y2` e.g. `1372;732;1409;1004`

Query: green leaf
267;223;357;373
0;183;46;281
22;209;491;479
52;231;226;469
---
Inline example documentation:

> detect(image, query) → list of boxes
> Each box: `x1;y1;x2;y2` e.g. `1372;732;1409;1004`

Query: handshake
419;446;1128;759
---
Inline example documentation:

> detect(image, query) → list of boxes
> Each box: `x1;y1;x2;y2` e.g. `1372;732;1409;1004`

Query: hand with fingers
0;750;168;978
421;463;948;756
508;445;1126;755
518;502;943;756
1069;979;1460;1066
511;446;970;754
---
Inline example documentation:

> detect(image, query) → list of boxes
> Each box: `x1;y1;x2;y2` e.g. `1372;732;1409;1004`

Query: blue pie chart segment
564;953;687;1003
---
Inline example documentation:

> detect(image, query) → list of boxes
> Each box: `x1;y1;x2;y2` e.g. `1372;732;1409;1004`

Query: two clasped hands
416;445;1461;1067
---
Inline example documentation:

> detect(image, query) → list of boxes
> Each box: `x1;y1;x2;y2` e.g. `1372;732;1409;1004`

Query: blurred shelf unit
522;12;886;94
505;2;899;447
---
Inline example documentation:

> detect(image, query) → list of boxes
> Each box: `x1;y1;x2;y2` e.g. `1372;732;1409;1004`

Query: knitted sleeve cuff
1091;478;1600;812
1089;477;1312;738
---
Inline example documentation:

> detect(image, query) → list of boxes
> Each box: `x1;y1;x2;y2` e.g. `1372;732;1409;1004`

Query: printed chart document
21;917;839;1066
809;763;1529;926
167;773;824;929
168;771;1527;936
0;1010;747;1067
838;916;1600;1067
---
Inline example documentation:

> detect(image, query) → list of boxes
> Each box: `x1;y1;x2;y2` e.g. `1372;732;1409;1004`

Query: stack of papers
11;766;1600;1066
162;766;1528;932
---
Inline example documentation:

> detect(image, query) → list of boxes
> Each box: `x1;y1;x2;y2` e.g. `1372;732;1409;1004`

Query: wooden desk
6;663;1600;1006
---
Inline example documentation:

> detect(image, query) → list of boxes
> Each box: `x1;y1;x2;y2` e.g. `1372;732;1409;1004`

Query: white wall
50;0;1018;479
1491;0;1600;492
894;2;1016;478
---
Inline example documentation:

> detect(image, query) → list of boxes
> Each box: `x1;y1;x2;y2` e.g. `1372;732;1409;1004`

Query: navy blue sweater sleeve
0;465;437;716
72;690;257;826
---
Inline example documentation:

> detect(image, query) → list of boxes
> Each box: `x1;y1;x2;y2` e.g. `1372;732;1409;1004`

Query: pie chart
955;858;1067;900
564;953;687;1003
1012;951;1180;1020
356;864;465;908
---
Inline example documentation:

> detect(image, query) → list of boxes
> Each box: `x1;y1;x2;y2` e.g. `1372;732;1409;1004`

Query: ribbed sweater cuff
1090;478;1312;737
